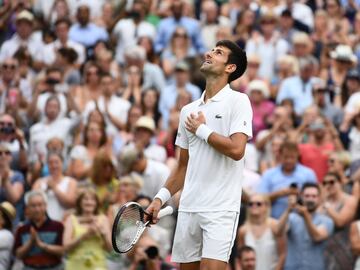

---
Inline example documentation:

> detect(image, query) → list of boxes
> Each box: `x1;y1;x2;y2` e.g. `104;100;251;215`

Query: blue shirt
159;82;201;129
69;23;108;48
285;212;334;270
257;164;317;218
154;17;206;54
276;76;319;115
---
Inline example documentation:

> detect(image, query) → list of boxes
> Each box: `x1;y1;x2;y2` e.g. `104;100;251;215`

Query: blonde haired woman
63;188;112;270
238;194;286;270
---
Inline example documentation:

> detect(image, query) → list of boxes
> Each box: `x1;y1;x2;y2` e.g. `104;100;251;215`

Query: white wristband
154;188;171;206
195;124;213;143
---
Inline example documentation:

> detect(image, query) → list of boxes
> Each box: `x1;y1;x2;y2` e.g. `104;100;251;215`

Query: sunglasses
322;179;336;186
0;121;14;127
248;201;265;207
2;64;16;70
0;151;11;156
174;33;187;38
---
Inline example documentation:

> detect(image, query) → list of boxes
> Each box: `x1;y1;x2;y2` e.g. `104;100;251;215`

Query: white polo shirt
175;84;253;213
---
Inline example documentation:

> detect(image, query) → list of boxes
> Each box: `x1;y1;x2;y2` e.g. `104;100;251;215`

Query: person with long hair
63;188;112;270
68;120;107;182
33;152;77;221
71;62;102;112
0;201;15;269
141;88;162;128
321;172;357;269
238;194;286;270
90;149;119;213
233;8;256;49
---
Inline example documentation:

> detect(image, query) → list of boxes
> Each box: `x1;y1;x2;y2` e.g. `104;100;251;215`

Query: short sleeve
175;108;189;149
323;216;334;236
257;171;271;194
11;171;25;185
229;94;253;139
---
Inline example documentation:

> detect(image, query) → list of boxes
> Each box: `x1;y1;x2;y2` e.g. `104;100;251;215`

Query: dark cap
346;69;360;80
281;9;292;17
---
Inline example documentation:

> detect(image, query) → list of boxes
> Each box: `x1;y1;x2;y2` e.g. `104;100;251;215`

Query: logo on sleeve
244;121;247;126
215;114;222;119
177;132;181;137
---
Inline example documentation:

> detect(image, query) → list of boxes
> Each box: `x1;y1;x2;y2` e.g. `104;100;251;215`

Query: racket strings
115;205;145;252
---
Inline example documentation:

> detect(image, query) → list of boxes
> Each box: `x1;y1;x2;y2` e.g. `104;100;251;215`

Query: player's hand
146;198;162;224
185;111;206;134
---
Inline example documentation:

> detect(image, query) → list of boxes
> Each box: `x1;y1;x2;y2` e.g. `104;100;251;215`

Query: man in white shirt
0;10;44;64
112;0;156;64
147;40;253;270
43;18;86;66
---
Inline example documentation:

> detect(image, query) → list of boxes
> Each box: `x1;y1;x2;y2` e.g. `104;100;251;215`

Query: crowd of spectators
1;0;360;269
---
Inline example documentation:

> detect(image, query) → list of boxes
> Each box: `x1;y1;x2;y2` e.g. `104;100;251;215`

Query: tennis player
147;40;253;270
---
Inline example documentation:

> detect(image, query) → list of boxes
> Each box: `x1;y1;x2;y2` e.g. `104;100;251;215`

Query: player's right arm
146;147;189;223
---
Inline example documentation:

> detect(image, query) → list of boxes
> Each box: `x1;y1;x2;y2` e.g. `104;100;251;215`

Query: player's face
200;46;232;76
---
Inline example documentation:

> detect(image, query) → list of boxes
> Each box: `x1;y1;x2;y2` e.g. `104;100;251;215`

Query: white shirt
43;39;86;65
345;92;360;114
0;33;44;62
29;117;79;162
37;92;68;121
140;159;170;198
275;3;314;29
144;144;167;163
175;84;253;212
82;95;131;135
0;229;14;270
112;18;156;63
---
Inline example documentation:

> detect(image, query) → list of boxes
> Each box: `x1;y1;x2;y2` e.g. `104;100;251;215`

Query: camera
0;126;15;135
145;246;159;259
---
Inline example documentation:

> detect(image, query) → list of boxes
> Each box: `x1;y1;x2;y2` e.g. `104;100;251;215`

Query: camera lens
145;246;159;259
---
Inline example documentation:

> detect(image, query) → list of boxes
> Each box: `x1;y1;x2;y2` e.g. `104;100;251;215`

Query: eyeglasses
248;201;265;207
0;121;14;127
322;179;336;186
0;151;11;156
2;64;16;70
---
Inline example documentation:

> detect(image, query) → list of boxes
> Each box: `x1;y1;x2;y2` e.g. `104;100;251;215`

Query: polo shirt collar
199;84;231;106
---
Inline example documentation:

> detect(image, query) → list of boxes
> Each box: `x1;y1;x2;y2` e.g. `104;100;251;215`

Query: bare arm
51;179;77;208
207;132;248;161
350;221;360;255
275;207;291;236
268;188;297;202
63;216;88;252
15;238;34;259
3;175;24;204
325;196;357;228
37;241;64;256
301;207;329;242
271;219;286;270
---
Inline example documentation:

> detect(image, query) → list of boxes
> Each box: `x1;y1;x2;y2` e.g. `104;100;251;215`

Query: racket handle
158;206;173;219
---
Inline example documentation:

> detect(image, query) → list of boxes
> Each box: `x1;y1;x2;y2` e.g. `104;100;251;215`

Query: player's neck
204;76;228;102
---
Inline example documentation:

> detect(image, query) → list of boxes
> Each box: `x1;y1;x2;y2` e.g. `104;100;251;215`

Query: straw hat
119;173;144;189
0;202;16;222
330;45;357;63
247;80;270;98
135;116;156;134
16;10;34;23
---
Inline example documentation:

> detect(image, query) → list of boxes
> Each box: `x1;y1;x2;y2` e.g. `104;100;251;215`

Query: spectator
112;0;156;64
291;32;313;58
154;0;206;54
348;110;360;162
32;152;77;221
279;9;298;45
246;79;275;139
118;144;169;198
161;27;198;78
258;141;317;218
276;183;334;270
124;45;166;93
321;172;357;269
68;120;107;182
68;4;109;52
0;201;15;269
133;116;167;163
233;8;256;49
298;117;340;181
0;10;44;65
55;47;81;86
238;194;286;270
246;12;289;81
141;88;162;128
138;36;160;66
350;218;360;270
277;56;320;116
259;135;283;174
83;73;131;135
14;190;64;270
0;143;25;225
159;61;201;129
89;149;119;213
63;188;112;270
236;246;256;270
47;0;71;27
327;151;352;187
43;18;86;66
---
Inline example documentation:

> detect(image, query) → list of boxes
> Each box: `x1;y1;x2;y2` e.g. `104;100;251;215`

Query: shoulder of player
226;90;250;104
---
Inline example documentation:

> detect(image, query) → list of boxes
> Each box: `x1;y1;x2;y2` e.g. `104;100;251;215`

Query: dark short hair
279;141;299;154
55;18;72;28
301;182;320;193
323;172;341;182
238;246;255;259
215;40;247;83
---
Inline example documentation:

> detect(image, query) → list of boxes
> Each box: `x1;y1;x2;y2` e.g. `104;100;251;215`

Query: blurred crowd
1;0;360;269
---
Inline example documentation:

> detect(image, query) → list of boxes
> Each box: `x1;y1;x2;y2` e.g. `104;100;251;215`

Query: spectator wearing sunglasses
0;114;28;172
0;143;25;225
321;172;357;270
238;194;286;270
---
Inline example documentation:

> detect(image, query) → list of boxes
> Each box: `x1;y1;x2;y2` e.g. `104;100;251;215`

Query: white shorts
171;211;239;263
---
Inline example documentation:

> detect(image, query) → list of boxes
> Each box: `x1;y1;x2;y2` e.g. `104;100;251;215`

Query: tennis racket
112;202;173;253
